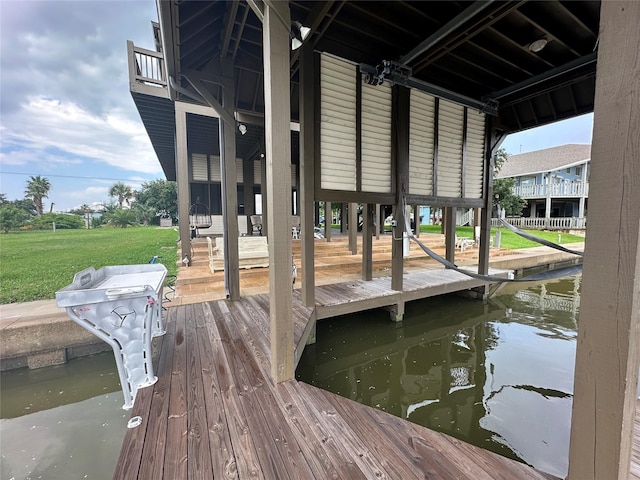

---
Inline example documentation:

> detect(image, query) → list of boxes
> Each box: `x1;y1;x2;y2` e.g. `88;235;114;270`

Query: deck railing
513;182;589;199
491;216;587;230
127;40;167;91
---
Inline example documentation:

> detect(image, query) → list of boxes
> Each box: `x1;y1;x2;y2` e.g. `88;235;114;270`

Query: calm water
296;276;582;478
1;278;581;479
0;353;128;480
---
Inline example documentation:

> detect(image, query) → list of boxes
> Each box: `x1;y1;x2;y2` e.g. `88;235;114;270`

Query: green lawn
0;227;179;304
419;225;585;250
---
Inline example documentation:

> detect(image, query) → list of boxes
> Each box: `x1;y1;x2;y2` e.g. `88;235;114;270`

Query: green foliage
29;213;84;230
0;227;178;303
133;179;178;224
492;148;526;216
0;205;30;232
24;175;51;216
493;178;527;216
108;182;134;208
108;208;138;228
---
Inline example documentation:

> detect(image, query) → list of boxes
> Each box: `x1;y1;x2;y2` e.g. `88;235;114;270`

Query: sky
0;1;594;212
0;0;161;212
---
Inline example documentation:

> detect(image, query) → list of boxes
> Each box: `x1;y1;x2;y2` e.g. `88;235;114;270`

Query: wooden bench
208;236;269;272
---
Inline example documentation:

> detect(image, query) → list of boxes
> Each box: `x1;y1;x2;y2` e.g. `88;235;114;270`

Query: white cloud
2;96;162;174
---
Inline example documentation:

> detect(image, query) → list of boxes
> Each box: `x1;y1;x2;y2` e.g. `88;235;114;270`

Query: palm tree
109;182;134;208
24;175;51;216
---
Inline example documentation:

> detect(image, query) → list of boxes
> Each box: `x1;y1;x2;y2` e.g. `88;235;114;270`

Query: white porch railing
513;182;589;199
127;41;167;92
490;216;587;230
456;208;474;226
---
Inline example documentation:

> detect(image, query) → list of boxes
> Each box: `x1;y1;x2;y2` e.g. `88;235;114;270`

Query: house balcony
513;182;589;199
126;40;176;180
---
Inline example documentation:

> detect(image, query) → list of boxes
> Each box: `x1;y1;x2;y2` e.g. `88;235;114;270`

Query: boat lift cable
400;197;582;283
497;218;584;256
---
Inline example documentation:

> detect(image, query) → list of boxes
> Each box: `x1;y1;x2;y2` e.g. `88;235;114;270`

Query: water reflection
296;276;581;478
0;353;127;479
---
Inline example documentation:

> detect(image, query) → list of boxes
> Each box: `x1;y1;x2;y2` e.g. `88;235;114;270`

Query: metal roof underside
136;0;601;180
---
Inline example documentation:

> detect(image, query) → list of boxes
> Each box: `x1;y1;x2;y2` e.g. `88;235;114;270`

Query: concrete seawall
0;300;110;371
0;243;584;371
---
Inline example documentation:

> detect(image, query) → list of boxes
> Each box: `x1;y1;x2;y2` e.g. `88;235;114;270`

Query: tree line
0;177;178;233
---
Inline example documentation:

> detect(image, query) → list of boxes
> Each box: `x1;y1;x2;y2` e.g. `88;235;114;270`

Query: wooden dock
115;293;559;479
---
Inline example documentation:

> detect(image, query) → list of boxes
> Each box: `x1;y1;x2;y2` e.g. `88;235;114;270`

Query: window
566;168;571;173
576;166;583;176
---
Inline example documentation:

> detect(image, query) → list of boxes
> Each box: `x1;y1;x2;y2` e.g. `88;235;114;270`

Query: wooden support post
260;152;268;237
568;2;640;479
263;0;293;383
348;202;358;254
375;203;381;240
174;108;191;265
362;203;373;281
243;158;255;233
324;201;332;242
392;85;409;292
444;206;456;263
479;120;500;276
299;42;315;306
219;61;240;301
340;203;346;233
413;204;420;238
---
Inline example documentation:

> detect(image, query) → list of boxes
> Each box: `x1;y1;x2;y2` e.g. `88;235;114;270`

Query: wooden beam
219;61;240;301
567;2;640;479
444;207;456;263
263;0;294;383
299;42;316;306
243;158;255;234
362;204;373;281
324;201;332;242
260;150;268;237
175;109;191;265
392;85;410;292
348;203;358;254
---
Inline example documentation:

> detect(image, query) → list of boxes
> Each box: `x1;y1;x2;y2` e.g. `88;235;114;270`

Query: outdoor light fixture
238;123;247;135
290;21;310;50
528;37;548;53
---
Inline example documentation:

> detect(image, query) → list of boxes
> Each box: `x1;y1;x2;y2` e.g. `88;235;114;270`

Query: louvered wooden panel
465;109;485;199
191;153;208;181
320;54;357;191
409;90;436;196
208;156;221;182
236;158;243;183
437;100;464;197
361;82;392;192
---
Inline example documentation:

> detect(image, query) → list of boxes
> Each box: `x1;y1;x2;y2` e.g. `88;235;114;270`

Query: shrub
30;213;84;230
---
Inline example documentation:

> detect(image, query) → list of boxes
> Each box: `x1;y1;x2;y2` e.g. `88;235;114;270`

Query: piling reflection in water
296;276;581;479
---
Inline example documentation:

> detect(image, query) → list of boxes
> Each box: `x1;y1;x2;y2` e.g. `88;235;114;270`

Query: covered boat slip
115;299;559;480
127;1;640;478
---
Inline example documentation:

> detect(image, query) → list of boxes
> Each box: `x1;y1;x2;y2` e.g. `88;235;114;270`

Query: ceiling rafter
410;1;526;75
220;1;239;60
231;3;251;62
177;1;217;29
510;9;582;58
290;1;347;79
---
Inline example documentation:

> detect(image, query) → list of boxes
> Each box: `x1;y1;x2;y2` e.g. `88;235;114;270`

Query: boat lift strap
401;200;582;283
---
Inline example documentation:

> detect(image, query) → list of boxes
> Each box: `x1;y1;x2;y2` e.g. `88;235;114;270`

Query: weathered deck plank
116;294;561;480
163;304;188;479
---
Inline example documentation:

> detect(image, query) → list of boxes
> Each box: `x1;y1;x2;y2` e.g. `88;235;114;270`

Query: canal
297;276;581;479
0;353;128;479
1;276;582;479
